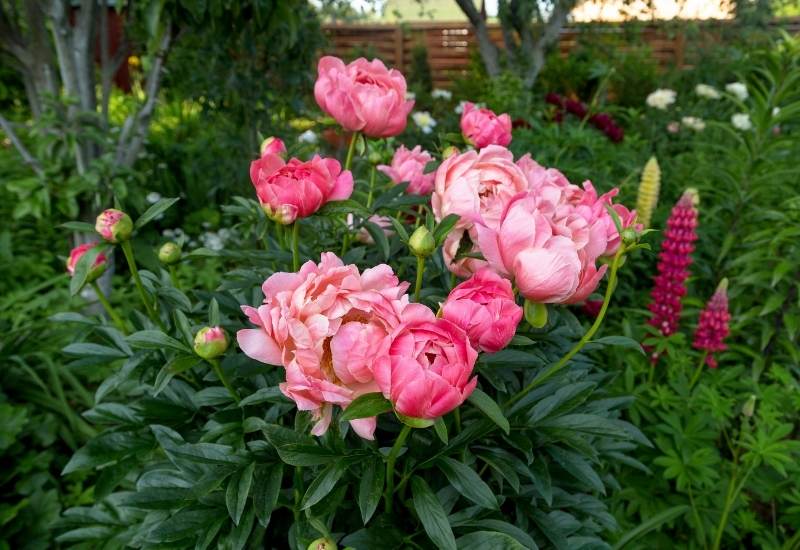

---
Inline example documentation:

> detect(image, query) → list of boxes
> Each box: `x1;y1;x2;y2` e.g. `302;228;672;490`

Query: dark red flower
545;92;564;107
565;99;588;118
693;280;730;368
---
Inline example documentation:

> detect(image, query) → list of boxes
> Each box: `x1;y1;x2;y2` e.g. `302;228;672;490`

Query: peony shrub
56;55;651;549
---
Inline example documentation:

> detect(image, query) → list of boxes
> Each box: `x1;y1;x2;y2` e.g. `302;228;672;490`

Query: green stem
340;232;351;258
453;407;462;434
291;221;300;271
90;280;127;333
120;240;163;329
168;265;180;290
207;358;240;403
689;351;709;390
505;244;626;409
367;165;376;209
688;484;707;549
344;132;359;172
413;256;425;302
385;424;412;514
712;465;756;550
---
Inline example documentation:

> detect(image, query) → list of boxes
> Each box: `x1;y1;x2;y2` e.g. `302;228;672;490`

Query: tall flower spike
647;189;699;342
636;156;661;228
693;279;730;368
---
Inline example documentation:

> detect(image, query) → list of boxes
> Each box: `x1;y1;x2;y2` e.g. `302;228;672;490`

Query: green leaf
134;197;179;230
300;461;347;509
316;199;371;218
153;355;201;395
127;330;192;353
253;463;283;528
62;343;128;358
458;520;537;549
604;202;623;235
226;462;255;526
456;531;526;550
60;221;97;232
433;417;448;444
433;214;460;246
388;217;409;242
591;335;644;354
467;389;510;435
340;392;392;422
239;387;285;407
357;458;384;525
208;298;221;326
411;476;457;550
547;447;604;494
363;220;391;260
437;457;498;510
612;505;689;549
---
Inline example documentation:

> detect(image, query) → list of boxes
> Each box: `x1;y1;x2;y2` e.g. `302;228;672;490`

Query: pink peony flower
66;242;107;277
442;268;522;353
348;214;395;245
459;102;512;149
374;307;478;420
314;56;414;138
432;145;529;277
249;154;353;224
377;145;434;195
95;208;133;243
692;280;730;368
475;194;590;304
237;253;415;439
260;136;287;157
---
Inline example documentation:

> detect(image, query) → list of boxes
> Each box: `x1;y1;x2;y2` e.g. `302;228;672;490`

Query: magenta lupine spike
647;189;699;342
693;279;730;368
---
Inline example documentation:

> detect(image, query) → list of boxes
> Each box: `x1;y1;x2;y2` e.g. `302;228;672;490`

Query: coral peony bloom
442;268;522;353
374;308;478;420
250;154;353;224
260;136;287;157
314;56;414;138
237;253;412;439
432;145;529;276
459;102;512;149
66;242;107;279
377;145;434;195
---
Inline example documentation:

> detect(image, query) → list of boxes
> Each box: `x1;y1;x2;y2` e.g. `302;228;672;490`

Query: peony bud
158;242;181;265
194;326;229;359
307;538;337;550
742;394;756;418
260;136;287;158
621;228;638;246
442;145;460;159
95;209;133;243
408;226;435;258
66;242;107;282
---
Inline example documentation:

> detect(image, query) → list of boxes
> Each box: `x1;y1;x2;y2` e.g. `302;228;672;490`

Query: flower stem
385;424;412;514
291;221;300;271
344;132;359;172
168;265;180;290
414;255;425;302
120;240;163;329
207;358;240;404
505;244;626;409
689;351;709;390
712;464;755;550
90;280;127;333
367;165;376;209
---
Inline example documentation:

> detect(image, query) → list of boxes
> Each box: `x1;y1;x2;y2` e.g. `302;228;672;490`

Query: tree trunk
454;0;501;78
522;0;575;88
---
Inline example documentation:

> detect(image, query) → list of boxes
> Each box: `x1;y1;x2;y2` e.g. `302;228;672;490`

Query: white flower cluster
412;111;437;134
431;88;452;100
298;130;318;144
731;113;752;131
695;84;721;99
725;82;748;101
681;116;706;132
646;89;677;110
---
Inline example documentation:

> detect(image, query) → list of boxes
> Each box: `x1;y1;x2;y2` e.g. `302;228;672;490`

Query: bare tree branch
454;0;500;77
0;113;44;177
525;0;575;87
116;27;173;168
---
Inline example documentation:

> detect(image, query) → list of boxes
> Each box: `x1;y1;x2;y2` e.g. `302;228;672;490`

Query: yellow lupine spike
636;156;661;228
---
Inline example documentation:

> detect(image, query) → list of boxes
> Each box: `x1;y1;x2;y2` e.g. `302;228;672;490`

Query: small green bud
408;226;435;258
95;208;133;243
158;242;182;265
621;228;638;246
442;146;459;159
307;538;337;550
193;326;229;359
368;150;383;165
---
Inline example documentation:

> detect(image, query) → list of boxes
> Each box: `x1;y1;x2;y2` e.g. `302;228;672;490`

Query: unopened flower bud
66;242;107;282
409;226;435;258
96;208;133;243
307;538;337;550
442;146;459;159
368;150;383;165
158;242;182;265
621;228;638;246
194;326;229;359
260;136;287;158
742;394;756;418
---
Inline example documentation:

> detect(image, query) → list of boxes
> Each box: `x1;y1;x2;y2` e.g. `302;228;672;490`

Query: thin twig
0;113;44;177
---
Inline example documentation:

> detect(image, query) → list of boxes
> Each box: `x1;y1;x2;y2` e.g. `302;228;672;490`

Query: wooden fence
322;18;800;88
